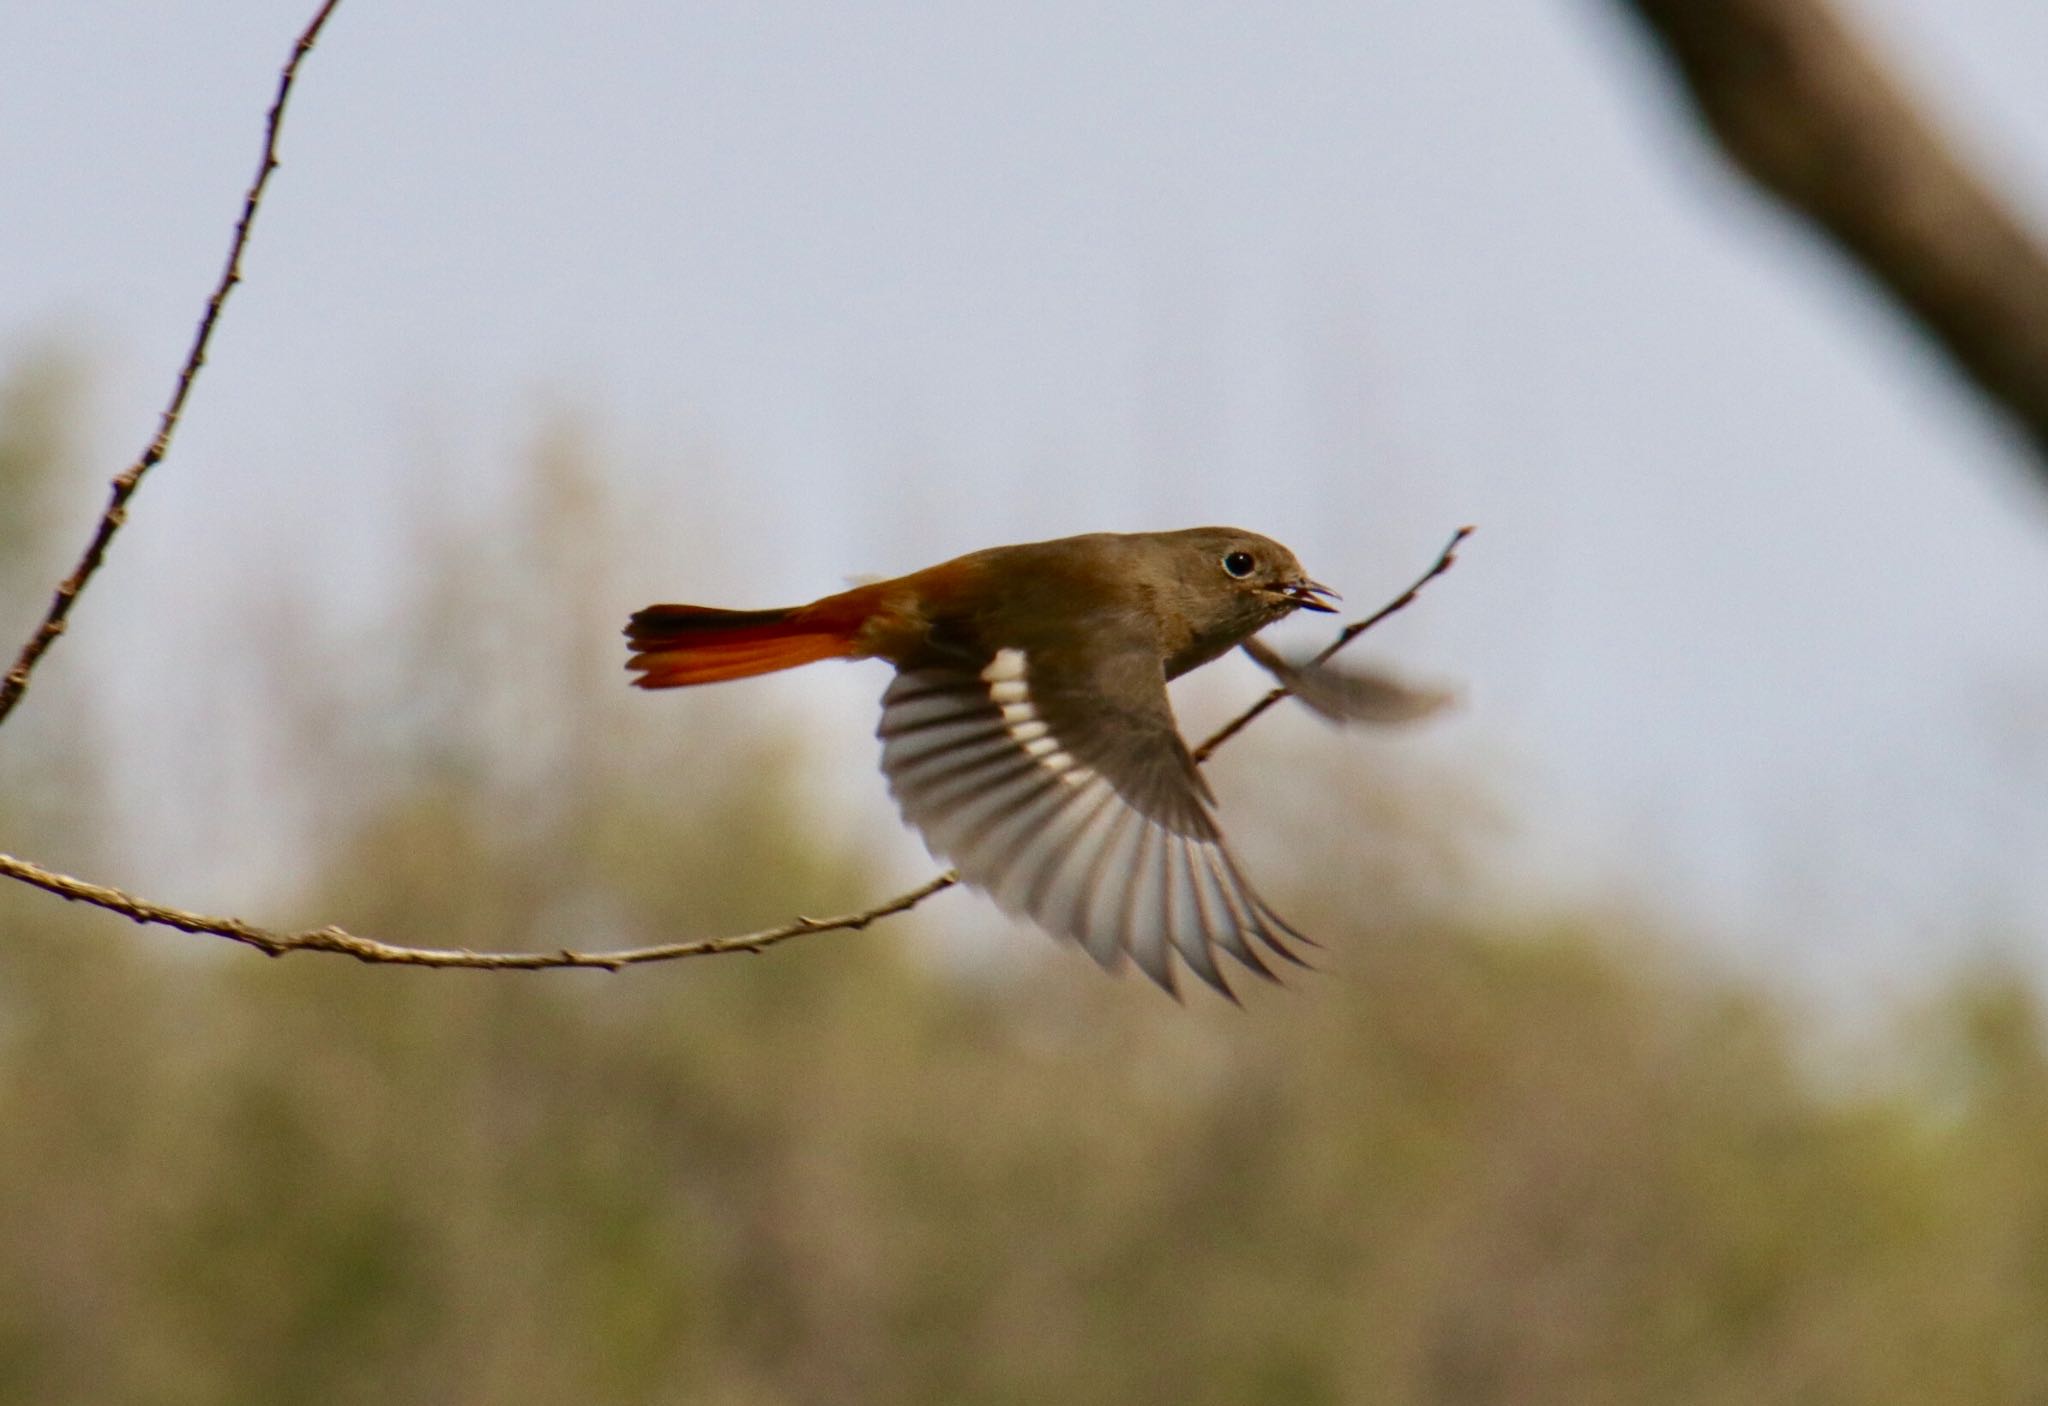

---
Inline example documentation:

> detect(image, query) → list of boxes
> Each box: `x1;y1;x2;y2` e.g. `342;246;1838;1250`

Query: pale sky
7;0;2048;996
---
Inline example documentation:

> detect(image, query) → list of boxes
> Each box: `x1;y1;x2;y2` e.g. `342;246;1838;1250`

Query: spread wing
876;643;1308;997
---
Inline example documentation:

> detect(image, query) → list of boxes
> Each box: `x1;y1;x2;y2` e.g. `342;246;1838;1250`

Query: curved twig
0;534;1462;969
0;851;959;970
0;0;345;729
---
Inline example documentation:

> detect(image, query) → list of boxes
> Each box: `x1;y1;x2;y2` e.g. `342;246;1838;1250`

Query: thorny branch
0;0;345;728
0;533;1462;970
0;0;1463;972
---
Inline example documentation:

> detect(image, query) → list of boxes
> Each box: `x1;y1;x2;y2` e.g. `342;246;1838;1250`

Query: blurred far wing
1241;638;1456;726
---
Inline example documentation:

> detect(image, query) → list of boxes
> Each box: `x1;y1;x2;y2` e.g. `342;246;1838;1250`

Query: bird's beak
1281;579;1340;613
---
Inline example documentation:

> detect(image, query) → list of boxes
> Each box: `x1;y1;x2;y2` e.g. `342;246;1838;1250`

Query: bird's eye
1221;550;1256;579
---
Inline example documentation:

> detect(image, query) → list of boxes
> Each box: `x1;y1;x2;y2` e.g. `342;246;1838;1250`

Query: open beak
1282;579;1340;613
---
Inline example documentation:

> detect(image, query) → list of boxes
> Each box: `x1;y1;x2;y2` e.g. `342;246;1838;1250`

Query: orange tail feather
624;602;861;688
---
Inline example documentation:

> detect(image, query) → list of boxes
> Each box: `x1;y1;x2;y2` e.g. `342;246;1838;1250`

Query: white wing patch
983;648;1081;775
877;648;1307;997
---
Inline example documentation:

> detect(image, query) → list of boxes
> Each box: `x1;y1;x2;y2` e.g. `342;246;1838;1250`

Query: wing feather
878;649;1308;994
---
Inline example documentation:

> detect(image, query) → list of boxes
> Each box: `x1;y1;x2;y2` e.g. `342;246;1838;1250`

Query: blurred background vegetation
5;352;2048;1406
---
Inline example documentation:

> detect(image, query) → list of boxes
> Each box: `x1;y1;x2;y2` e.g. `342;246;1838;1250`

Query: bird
625;527;1444;997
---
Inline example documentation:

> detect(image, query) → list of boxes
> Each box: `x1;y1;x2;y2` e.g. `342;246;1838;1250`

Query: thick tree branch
0;0;344;729
1617;0;2048;468
0;536;1461;970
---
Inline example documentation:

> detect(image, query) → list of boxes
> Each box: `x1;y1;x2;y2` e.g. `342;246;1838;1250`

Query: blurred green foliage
2;357;2046;1405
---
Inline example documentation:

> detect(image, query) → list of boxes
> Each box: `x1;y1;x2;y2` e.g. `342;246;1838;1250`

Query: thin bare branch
1192;525;1472;764
0;529;1464;971
0;0;345;730
0;850;958;970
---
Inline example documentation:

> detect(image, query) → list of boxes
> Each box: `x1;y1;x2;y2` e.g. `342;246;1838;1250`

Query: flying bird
626;527;1444;996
